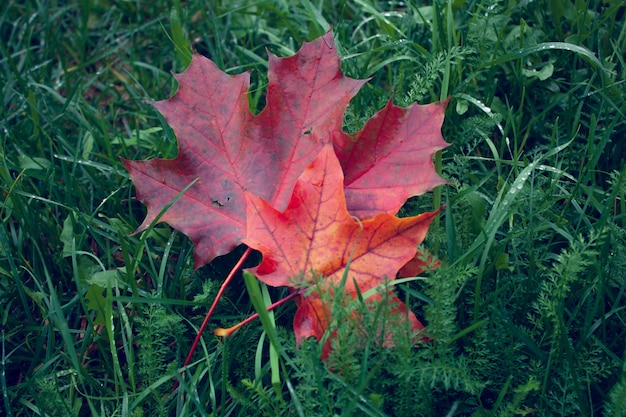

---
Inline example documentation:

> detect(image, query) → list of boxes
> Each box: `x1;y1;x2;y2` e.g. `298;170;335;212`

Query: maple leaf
335;99;449;218
122;32;366;268
243;145;439;355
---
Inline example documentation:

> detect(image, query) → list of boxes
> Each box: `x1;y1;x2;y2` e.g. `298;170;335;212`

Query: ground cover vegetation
1;0;625;416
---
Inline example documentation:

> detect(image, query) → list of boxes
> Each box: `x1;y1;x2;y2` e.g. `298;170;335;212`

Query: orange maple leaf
243;146;439;356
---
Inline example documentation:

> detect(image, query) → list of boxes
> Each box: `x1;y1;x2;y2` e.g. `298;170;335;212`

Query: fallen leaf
244;146;439;355
123;30;449;361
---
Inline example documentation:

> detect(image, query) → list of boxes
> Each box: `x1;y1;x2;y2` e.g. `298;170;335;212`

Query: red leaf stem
213;289;301;338
183;246;253;368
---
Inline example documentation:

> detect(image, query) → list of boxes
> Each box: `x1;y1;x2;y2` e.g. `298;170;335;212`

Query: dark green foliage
134;304;184;415
1;0;624;416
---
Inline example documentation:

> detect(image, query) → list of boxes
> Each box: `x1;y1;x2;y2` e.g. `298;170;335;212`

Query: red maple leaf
122;32;365;268
243;146;439;356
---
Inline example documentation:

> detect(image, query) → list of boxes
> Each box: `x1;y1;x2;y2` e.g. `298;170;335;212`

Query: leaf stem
214;289;300;337
182;246;253;368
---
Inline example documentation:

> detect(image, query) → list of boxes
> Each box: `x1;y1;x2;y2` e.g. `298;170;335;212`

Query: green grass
1;0;625;416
